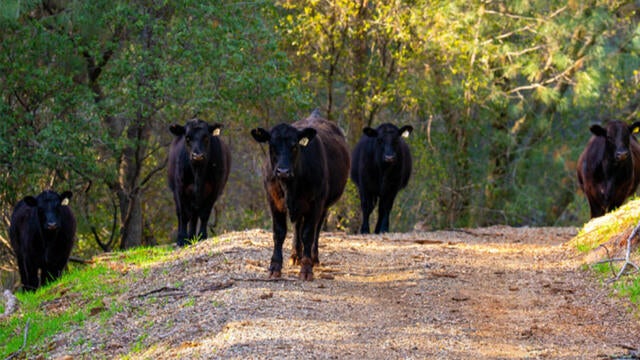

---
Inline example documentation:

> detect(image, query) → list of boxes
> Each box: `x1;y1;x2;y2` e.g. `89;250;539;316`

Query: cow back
396;140;412;189
208;134;232;199
9;200;34;253
293;115;350;207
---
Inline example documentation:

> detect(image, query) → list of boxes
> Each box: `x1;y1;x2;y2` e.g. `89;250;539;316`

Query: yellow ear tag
299;137;309;146
401;130;410;138
213;128;221;136
61;198;69;206
634;127;639;134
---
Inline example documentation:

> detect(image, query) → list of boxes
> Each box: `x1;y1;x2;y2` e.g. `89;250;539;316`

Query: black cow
351;123;413;234
9;190;76;291
168;118;231;246
577;120;640;218
251;110;350;280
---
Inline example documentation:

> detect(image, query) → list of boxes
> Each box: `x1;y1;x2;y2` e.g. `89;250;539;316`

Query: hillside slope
42;227;640;359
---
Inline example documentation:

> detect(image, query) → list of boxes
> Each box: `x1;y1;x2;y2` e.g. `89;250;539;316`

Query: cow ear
23;196;37;207
251;128;270;143
399;125;413;138
170;124;185;136
298;128;317;147
60;191;72;206
590;125;607;137
363;127;377;138
209;123;223;136
630;122;640;135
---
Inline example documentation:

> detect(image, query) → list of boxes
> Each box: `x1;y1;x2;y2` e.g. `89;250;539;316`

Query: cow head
170;119;222;165
251;123;317;180
23;190;72;232
590;121;640;162
363;123;413;164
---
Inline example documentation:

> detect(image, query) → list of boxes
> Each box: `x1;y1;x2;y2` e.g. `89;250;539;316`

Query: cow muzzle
191;152;206;162
384;154;397;163
275;167;293;179
615;150;629;161
46;222;59;230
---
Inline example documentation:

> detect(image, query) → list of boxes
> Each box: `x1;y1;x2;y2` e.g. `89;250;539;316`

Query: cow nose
384;154;396;163
615;151;629;161
191;152;205;161
275;167;293;179
47;222;58;230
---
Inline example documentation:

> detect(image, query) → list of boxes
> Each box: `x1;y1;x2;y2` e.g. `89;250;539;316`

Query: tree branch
507;57;584;94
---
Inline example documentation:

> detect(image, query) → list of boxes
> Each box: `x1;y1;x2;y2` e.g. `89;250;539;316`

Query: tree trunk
118;188;143;249
346;0;370;145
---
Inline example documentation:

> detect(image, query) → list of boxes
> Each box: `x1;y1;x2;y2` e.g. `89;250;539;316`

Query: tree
278;0;416;143
0;0;309;258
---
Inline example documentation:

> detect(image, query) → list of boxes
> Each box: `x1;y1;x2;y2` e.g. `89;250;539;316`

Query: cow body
9;190;76;291
251;110;350;280
577;120;640;218
351;123;413;233
168;118;231;246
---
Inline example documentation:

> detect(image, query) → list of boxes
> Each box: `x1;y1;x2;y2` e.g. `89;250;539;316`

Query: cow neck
278;161;311;220
36;221;59;244
605;153;632;172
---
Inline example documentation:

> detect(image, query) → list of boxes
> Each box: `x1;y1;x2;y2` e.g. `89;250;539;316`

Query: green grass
0;245;174;359
616;277;640;304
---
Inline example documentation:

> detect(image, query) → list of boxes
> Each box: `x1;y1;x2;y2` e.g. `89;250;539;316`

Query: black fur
168;118;231;246
9;190;76;291
251;111;350;280
577;120;640;218
351;123;413;233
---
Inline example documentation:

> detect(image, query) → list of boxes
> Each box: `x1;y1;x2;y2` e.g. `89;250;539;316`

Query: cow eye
185;135;191;143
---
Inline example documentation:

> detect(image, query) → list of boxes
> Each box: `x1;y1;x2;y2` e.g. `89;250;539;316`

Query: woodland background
1;0;639;278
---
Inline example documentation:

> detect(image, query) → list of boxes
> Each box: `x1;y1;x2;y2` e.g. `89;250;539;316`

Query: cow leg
587;197;605;218
290;220;303;266
196;203;214;242
312;210;328;265
16;255;34;291
359;192;376;234
299;210;321;281
375;190;398;234
41;266;63;287
186;215;199;243
269;210;288;278
175;197;192;247
21;259;39;292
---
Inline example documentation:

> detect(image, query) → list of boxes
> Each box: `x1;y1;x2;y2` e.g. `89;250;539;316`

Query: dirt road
48;227;640;359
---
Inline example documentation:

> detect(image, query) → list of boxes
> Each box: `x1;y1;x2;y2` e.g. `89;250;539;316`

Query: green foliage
1;0;640;269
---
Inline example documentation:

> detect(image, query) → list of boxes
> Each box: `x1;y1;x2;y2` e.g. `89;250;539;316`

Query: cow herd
8;112;640;290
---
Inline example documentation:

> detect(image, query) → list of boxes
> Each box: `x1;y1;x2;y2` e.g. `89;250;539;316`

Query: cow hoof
298;271;314;281
299;257;314;281
269;263;282;278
